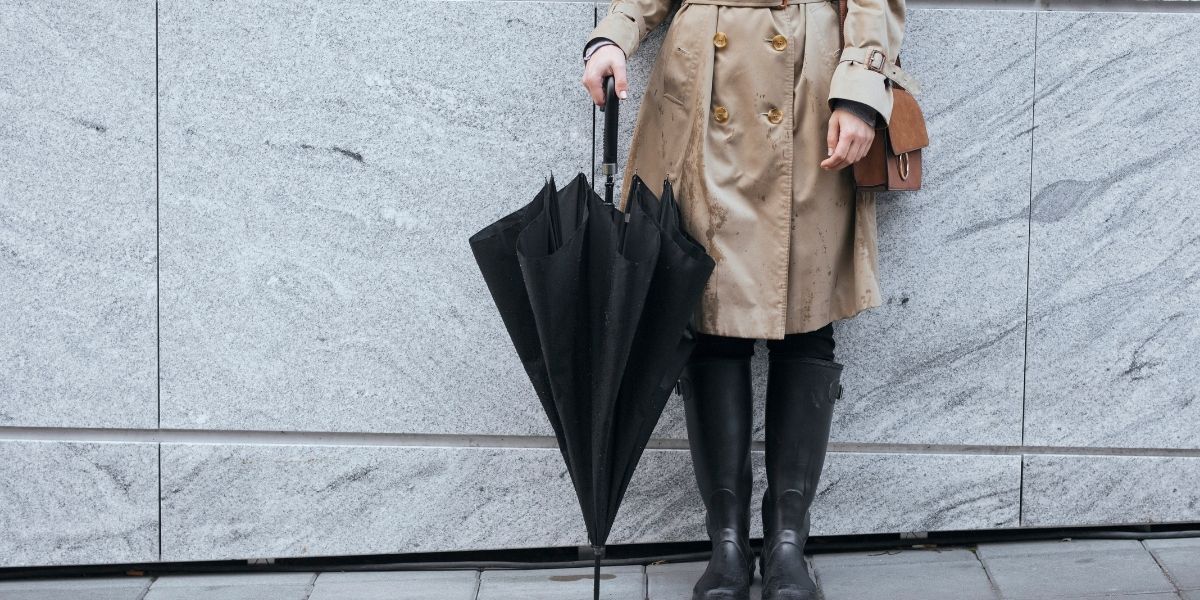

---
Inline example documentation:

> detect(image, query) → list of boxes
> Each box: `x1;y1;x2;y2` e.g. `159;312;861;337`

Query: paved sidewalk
1;538;1197;600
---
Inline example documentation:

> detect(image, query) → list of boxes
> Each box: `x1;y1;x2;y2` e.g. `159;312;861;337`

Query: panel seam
154;0;163;563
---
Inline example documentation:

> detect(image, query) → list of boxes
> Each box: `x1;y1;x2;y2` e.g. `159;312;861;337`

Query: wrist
832;98;879;128
584;38;618;62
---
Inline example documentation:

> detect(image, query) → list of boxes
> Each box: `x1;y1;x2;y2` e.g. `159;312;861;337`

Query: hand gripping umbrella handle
598;75;620;205
599;76;619;168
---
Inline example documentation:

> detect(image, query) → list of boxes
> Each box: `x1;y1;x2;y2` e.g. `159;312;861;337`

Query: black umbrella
467;76;715;599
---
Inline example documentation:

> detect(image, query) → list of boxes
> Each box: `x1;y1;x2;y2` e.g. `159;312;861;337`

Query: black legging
688;321;836;363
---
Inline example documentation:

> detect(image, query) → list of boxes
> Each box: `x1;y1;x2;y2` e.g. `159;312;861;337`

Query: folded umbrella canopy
467;77;714;600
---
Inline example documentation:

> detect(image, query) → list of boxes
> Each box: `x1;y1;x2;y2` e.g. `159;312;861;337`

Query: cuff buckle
865;48;887;73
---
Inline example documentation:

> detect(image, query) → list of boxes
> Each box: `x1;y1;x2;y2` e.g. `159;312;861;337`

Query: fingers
822;130;855;170
580;47;629;107
612;61;628;100
826;113;840;155
821;112;874;170
581;63;605;107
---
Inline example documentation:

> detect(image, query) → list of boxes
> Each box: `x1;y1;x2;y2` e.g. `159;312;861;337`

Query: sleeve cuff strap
837;47;922;95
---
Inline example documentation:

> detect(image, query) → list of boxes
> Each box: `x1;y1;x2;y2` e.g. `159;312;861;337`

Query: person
580;0;913;598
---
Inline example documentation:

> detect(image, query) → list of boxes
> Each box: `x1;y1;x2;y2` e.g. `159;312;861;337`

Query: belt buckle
866;48;887;73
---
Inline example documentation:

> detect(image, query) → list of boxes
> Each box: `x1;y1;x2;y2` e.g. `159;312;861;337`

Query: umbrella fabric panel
516;172;661;546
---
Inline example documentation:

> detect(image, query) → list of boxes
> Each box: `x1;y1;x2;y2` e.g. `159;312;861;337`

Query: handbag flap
887;89;929;154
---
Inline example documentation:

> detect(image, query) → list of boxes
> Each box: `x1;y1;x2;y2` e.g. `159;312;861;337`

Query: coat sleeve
827;0;915;126
585;0;677;60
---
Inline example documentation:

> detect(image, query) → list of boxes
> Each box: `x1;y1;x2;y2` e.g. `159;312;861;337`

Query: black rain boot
678;355;757;600
759;356;842;600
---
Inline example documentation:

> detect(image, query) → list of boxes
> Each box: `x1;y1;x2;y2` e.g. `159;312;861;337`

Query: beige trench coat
586;0;914;339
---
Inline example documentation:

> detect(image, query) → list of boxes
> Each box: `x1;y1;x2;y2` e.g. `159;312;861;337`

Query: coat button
713;105;729;123
771;34;787;51
713;31;728;48
767;107;783;124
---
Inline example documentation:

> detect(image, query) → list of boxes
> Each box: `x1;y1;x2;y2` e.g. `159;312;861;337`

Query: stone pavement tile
477;564;643;600
646;560;765;600
812;547;997;600
976;539;1175;599
309;570;478;600
0;577;152;600
1145;538;1200;591
144;572;314;600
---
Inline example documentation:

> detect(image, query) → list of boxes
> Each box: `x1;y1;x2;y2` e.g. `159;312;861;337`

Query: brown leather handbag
837;0;928;192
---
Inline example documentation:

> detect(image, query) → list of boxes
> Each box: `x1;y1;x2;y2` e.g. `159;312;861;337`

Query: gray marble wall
1;0;1197;568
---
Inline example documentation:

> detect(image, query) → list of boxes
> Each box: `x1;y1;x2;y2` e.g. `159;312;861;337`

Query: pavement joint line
301;572;318;600
1142;539;1186;596
969;545;1006;600
641;563;648;600
810;554;826;600
133;575;156;600
3;426;1200;458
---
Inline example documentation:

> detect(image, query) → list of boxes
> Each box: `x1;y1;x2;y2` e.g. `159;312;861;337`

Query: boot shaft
761;356;843;550
678;356;755;508
677;355;759;595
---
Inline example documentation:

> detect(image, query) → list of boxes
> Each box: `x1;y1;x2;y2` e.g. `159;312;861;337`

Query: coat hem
694;295;884;340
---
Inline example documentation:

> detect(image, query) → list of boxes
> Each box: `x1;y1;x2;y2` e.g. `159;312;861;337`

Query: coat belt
681;0;830;7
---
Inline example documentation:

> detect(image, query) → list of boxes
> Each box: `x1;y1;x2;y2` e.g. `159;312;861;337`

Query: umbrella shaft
592;544;605;600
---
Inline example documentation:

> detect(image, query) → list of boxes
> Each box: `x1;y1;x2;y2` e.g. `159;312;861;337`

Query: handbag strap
838;0;846;50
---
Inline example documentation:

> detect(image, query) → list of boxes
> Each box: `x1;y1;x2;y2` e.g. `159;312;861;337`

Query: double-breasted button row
711;105;784;125
712;31;788;51
710;30;787;126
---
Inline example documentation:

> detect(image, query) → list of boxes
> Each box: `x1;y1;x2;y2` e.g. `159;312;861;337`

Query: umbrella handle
600;76;620;205
601;76;619;168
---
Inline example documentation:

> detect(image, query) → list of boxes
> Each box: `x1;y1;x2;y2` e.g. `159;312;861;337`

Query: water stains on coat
595;0;892;338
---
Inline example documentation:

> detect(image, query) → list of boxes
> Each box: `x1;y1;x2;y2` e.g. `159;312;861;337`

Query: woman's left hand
820;108;875;171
